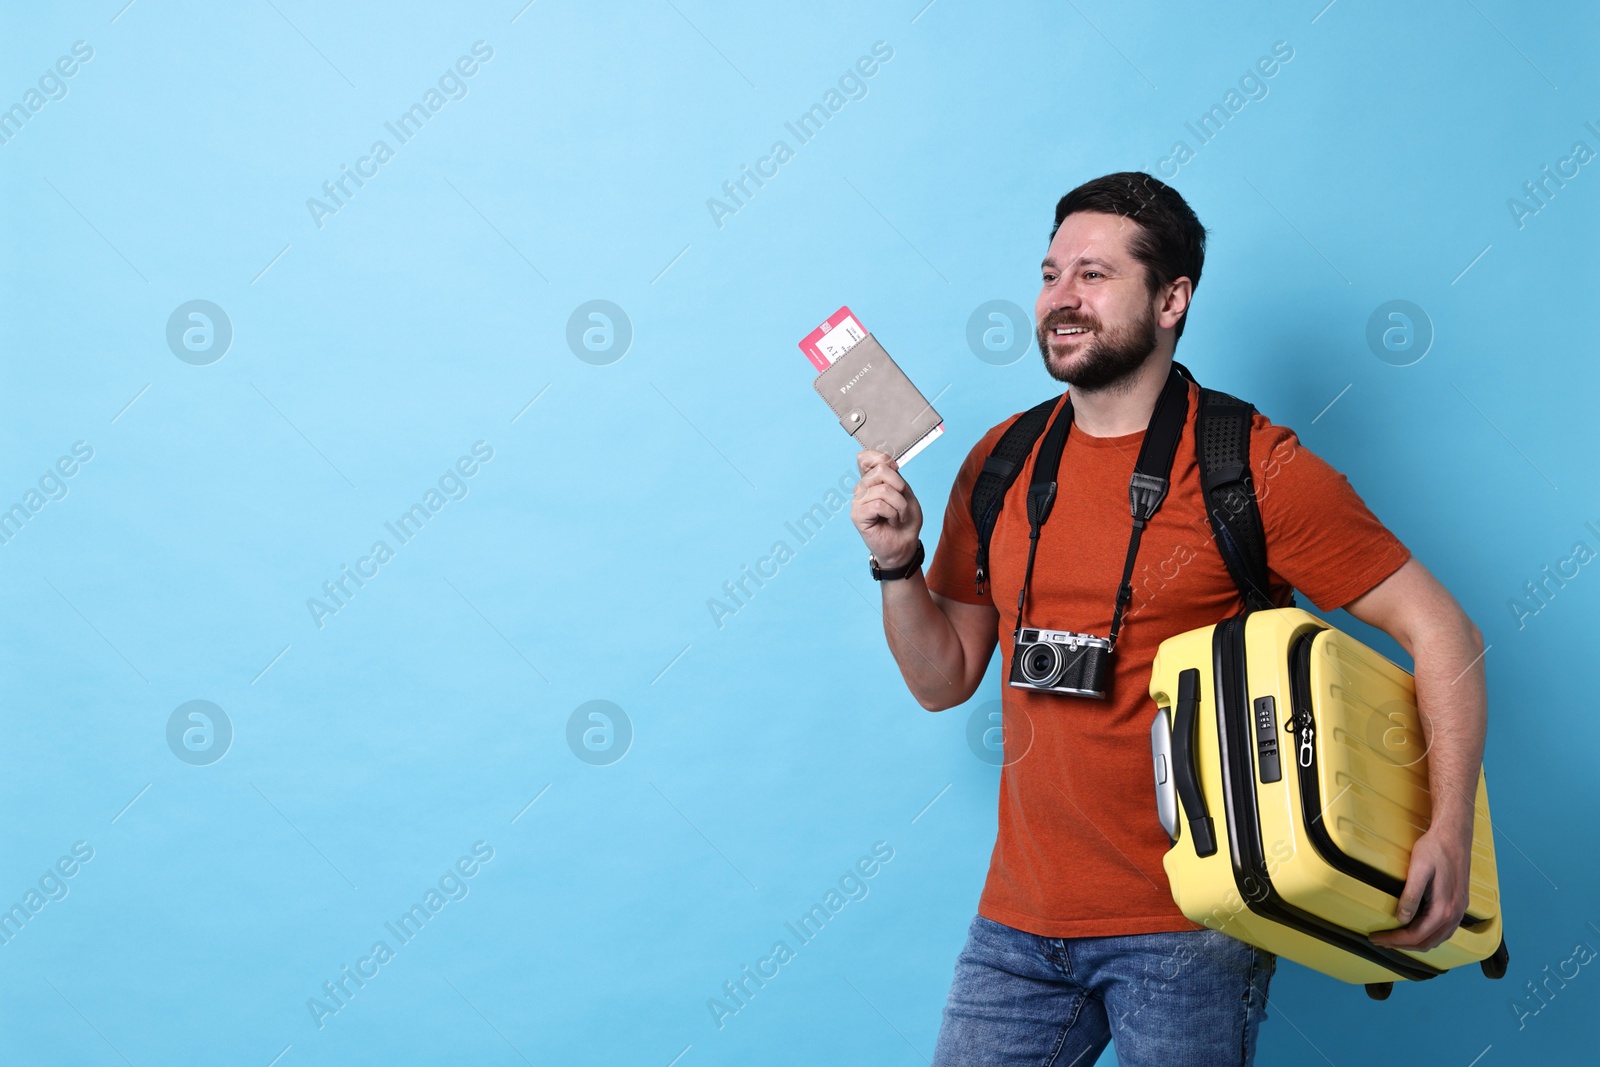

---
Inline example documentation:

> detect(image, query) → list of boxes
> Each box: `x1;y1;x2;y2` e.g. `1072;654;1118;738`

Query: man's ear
1159;277;1193;331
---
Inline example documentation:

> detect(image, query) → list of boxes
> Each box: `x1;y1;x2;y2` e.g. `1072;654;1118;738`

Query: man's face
1034;211;1168;392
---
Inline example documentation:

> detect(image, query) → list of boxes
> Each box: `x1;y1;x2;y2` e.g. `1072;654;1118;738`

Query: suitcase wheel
1365;982;1393;1000
1481;937;1510;980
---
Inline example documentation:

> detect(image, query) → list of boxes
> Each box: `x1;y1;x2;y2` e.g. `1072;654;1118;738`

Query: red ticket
798;305;868;372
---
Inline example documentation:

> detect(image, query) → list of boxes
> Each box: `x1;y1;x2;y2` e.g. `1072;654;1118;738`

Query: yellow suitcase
1148;607;1509;998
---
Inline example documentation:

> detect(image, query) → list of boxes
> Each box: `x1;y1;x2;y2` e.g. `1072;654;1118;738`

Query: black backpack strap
1195;386;1289;611
969;369;1293;613
970;394;1061;595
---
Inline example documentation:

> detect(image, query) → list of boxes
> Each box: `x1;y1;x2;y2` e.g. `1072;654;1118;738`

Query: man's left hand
1367;819;1475;951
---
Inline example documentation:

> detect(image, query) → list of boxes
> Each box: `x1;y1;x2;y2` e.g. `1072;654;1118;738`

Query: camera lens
1020;642;1063;686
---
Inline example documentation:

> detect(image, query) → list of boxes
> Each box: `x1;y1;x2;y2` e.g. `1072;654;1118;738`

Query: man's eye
1042;273;1057;283
1084;271;1102;280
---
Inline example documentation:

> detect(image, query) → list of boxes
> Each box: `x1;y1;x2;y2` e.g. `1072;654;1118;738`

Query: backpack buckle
1208;462;1247;487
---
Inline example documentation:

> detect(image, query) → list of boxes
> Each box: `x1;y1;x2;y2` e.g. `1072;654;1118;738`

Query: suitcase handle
1174;668;1218;857
1151;705;1179;843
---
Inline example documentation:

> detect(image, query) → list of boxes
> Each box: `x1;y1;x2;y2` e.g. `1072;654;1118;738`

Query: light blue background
2;1;1596;1064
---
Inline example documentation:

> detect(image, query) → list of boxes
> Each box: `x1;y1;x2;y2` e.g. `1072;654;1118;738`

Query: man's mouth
1051;325;1091;339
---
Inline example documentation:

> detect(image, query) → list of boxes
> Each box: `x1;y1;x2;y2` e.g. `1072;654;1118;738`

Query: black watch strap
870;539;925;581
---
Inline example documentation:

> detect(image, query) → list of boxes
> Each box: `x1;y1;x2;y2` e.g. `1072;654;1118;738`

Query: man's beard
1036;303;1159;392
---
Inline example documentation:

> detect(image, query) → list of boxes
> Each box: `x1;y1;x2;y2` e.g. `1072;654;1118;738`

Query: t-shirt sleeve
1252;418;1412;612
923;419;1016;606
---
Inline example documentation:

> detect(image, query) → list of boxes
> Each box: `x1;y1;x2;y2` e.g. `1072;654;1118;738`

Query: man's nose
1043;289;1082;317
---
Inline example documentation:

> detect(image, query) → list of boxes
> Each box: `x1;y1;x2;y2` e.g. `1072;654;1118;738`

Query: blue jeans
931;915;1276;1067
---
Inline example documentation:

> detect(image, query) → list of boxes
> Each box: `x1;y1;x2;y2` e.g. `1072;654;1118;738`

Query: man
849;172;1486;1065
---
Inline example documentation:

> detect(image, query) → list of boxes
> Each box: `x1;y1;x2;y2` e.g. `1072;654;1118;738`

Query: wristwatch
870;539;925;581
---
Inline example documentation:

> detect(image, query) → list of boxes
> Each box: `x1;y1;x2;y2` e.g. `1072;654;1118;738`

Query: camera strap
1013;364;1192;650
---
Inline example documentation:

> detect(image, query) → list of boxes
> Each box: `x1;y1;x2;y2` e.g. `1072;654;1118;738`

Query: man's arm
881;582;999;711
850;449;1000;711
1341;555;1487;951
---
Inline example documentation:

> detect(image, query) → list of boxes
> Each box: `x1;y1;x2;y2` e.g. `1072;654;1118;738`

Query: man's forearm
1411;621;1489;836
879;573;971;711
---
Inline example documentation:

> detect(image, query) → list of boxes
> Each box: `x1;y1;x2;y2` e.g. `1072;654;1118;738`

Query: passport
811;332;943;464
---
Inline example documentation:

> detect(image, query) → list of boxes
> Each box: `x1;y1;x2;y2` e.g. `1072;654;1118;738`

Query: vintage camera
1009;628;1113;698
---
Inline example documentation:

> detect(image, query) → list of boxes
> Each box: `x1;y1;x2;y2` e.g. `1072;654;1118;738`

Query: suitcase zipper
1295;706;1315;768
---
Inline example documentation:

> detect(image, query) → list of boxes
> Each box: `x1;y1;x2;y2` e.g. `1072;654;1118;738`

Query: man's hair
1050;171;1209;341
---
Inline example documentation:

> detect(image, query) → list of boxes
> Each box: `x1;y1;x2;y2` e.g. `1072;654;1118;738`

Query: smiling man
849;172;1487;1065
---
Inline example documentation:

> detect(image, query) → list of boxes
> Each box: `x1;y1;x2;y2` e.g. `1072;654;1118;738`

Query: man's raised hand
851;449;923;570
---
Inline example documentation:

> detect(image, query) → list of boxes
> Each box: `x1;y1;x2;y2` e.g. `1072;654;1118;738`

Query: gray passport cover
812;333;941;461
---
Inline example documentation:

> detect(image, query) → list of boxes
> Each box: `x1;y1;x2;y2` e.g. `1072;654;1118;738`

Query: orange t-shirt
924;378;1412;938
